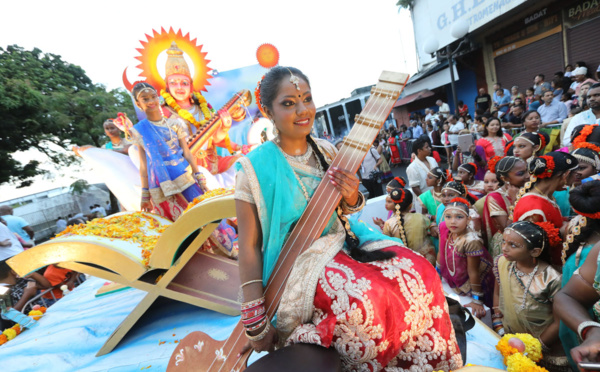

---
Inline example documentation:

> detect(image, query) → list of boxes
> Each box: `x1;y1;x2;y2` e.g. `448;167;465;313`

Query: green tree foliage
396;0;414;9
0;45;135;187
69;179;90;195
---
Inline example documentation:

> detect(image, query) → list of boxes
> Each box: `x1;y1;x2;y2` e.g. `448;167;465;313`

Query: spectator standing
571;67;598;97
533;74;551;96
406;136;438;197
360;141;383;199
0;206;34;245
538;90;568;128
55;217;67;235
0;217;24;261
457;100;469;118
493;88;511;119
524;87;535;110
411;120;423;138
563;84;600;147
474;88;492;114
436;99;450;116
492;83;510;104
446;115;465;150
510;86;523;105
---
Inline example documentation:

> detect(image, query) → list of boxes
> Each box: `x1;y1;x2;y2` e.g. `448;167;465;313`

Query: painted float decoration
75;28;280;211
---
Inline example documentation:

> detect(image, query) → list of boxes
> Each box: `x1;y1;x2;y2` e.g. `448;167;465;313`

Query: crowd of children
375;123;600;371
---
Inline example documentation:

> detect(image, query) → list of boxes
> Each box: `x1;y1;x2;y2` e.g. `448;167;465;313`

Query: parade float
0;29;507;371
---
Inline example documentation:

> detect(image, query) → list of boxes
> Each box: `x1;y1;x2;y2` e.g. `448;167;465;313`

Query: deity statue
160;42;246;186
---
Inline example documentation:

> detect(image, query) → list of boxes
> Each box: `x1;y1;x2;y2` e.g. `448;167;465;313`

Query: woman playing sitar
234;66;462;371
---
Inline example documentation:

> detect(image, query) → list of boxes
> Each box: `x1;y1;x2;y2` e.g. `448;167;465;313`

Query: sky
0;0;418;202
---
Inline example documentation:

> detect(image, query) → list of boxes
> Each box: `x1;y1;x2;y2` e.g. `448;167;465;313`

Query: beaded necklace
512;262;540;310
445;233;458;277
276;142;318;201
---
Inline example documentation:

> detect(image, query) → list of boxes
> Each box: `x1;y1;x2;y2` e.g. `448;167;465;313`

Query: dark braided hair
505;221;552;263
494;156;524;187
389;188;413;245
261;66;394;263
564;181;600;261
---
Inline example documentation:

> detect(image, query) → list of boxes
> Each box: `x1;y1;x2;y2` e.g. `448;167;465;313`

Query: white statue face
167;74;192;103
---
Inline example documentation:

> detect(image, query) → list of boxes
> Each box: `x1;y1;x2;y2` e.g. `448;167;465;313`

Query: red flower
534;221;561;246
488;156;502;174
535;155;555;179
450;197;470;207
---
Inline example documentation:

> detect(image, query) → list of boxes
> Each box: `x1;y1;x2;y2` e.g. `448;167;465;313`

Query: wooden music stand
7;194;241;356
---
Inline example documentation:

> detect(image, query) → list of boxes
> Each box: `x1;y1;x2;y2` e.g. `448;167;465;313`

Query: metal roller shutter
567;18;600;74
494;33;564;94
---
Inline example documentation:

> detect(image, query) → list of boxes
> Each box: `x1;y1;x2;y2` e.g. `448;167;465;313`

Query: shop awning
393;89;435;107
402;61;459;96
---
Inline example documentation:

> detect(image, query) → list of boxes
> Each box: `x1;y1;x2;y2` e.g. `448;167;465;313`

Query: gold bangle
245;318;270;342
241;279;263;288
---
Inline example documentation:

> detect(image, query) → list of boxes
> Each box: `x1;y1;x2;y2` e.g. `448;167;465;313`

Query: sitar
167;71;409;371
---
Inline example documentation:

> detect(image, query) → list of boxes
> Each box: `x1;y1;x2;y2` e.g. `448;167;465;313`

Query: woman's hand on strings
327;166;360;206
238;324;279;357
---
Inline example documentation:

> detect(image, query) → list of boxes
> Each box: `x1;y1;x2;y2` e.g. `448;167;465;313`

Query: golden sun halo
127;27;212;92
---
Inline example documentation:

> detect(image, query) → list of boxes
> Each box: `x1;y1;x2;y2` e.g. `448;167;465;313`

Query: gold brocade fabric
383;213;436;266
496;256;562;338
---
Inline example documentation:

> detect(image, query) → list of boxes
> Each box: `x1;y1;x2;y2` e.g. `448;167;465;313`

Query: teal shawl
236;141;402;284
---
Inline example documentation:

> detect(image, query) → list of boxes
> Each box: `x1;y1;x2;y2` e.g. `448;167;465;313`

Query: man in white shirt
425;109;434;123
411;120;424;138
436;100;450;116
0;217;24;261
538;90;568;128
406;136;438;196
446;115;465;147
563;84;600;147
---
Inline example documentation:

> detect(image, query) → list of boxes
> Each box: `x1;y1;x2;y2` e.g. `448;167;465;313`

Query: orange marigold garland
488;156;502;174
0;324;24;346
496;333;546;371
535;221;562;246
537;132;547;151
183;188;235;214
55;212;167;267
254;75;267;118
450;197;470;207
394;177;406;188
535;155;555;179
572;207;600;220
160;90;213;128
573;124;600;153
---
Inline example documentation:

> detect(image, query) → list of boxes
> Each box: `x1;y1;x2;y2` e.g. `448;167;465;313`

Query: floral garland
450;197;470;207
496;333;546;372
160;90;212;128
0;306;47;346
537;132;547;151
572;206;600;220
504;140;514;156
534;155;555;179
390;188;405;204
393;176;406;188
55;212;166;267
182;188;235;214
573;124;600;153
254;75;267;118
488;156;502;174
534;221;561;246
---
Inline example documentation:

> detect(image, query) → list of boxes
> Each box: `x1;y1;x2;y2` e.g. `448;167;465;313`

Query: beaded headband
458;163;477;174
444;205;469;216
495;156;521;174
135;86;156;100
572;149;600;171
442;183;464;196
514;136;535;147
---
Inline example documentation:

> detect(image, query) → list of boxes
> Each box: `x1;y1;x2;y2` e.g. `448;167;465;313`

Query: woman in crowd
101;118;131;155
387;128;402;166
483;169;500;195
436;181;480;233
558;181;600;370
382;188;437;266
438;197;494;317
456;162;486;199
419;167;451;217
571;147;600;187
476;117;512;159
513;132;547;165
510;85;524;105
129;82;208;221
512;151;578;267
235;66;461;370
493;221;567;371
520;110;543;135
481;156;529;257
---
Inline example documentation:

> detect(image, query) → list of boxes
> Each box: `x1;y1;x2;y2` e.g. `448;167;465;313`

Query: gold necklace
446;234;458;277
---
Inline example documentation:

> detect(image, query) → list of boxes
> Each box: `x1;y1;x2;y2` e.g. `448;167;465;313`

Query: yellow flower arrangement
28;310;44;321
182;188;235;214
55;212;167;267
0;324;23;346
506;353;548;372
160;90;212;128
